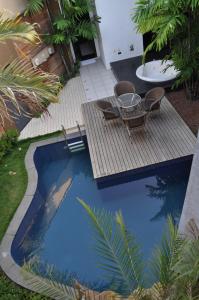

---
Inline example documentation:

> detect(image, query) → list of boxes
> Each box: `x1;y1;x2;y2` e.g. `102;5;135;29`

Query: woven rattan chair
95;99;120;122
114;81;136;98
142;87;165;113
121;111;147;136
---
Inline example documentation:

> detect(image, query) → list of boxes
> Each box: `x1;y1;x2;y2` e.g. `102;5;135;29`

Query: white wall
95;0;143;69
0;0;27;16
0;0;28;67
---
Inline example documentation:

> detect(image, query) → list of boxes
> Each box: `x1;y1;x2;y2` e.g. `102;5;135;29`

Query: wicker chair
121;111;147;136
95;99;120;121
114;81;136;98
142;87;165;113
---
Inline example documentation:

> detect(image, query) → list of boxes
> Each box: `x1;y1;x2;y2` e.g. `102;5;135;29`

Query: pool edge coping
0;136;68;293
0;133;199;295
179;133;199;235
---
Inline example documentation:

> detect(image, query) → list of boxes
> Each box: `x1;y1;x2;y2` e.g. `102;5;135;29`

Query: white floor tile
80;59;117;102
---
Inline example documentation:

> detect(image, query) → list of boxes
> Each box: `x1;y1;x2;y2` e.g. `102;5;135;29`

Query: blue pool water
12;141;192;289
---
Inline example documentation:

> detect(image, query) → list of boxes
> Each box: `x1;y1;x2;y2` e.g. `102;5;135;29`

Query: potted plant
133;0;199;101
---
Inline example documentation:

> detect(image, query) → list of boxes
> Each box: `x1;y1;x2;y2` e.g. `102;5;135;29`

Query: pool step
68;140;86;153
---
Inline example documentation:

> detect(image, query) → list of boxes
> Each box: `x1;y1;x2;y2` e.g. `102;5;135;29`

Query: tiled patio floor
80;59;117;101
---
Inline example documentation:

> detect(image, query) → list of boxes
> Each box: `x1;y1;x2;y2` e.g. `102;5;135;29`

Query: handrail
76;121;83;142
61;125;68;148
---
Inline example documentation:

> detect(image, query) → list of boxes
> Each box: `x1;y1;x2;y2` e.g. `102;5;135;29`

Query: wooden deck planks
82;96;197;179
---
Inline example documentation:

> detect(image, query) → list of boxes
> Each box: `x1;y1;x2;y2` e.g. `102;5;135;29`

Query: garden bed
167;89;199;136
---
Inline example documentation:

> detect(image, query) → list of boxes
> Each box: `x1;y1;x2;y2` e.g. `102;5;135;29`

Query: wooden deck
82;96;197;179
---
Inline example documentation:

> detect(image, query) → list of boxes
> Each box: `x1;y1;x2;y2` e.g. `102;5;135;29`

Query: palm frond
186;219;199;240
49;33;68;45
0;13;40;44
78;199;144;296
24;0;45;16
0;59;62;124
133;0;199;96
54;17;72;31
76;20;97;40
173;239;199;284
22;269;79;300
170;237;199;300
50;0;99;46
150;217;185;287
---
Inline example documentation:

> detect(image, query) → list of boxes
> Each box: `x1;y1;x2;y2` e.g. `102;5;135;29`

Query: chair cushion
106;106;120;115
104;106;120;120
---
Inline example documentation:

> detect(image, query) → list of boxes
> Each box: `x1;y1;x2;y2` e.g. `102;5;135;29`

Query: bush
0;129;19;161
0;270;48;300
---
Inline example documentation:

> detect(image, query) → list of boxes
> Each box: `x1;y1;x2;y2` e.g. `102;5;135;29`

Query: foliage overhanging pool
11;140;192;290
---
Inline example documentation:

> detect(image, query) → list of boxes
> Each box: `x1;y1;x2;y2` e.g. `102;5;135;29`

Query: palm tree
0;13;61;126
47;0;100;45
24;0;100;79
133;0;199;100
25;0;45;15
23;199;199;300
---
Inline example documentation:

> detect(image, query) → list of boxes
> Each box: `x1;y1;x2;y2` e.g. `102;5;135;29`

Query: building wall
0;0;27;15
95;0;143;69
0;0;27;68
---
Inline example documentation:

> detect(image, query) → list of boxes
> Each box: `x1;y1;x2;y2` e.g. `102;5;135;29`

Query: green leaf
0;59;62;124
24;0;44;15
0;13;40;44
78;199;144;296
22;268;79;300
54;17;72;31
150;217;185;287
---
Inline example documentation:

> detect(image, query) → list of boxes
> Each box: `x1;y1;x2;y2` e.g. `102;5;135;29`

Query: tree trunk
185;75;199;101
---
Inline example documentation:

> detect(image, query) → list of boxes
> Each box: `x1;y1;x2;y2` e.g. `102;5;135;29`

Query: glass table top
118;93;142;108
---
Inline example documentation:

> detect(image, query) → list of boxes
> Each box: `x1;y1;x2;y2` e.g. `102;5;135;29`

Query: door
73;37;97;61
72;11;97;61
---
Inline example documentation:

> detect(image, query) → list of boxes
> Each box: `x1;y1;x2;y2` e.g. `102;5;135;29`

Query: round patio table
117;93;142;117
118;93;142;109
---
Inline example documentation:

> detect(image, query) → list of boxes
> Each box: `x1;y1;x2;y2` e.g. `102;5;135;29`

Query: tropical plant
25;0;100;50
23;199;199;300
0;13;61;125
25;0;100;78
133;0;199;100
48;0;100;45
0;128;18;160
0;12;40;43
25;0;45;15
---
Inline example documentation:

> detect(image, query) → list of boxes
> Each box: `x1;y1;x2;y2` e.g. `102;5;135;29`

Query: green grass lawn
0;132;60;300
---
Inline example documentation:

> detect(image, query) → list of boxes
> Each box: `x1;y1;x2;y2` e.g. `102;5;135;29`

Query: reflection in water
45;177;72;225
12;141;191;291
18;176;73;259
146;173;187;224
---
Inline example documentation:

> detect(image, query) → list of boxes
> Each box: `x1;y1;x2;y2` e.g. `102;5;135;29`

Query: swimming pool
11;140;192;290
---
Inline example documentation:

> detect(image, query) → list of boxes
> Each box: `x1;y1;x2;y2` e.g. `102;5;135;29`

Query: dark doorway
72;12;97;61
143;32;170;60
73;37;97;61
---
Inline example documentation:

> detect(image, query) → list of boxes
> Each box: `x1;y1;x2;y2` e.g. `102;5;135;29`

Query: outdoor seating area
2;1;199;299
82;95;196;179
96;80;165;136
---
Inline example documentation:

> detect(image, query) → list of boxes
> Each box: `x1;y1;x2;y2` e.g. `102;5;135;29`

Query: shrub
0;129;19;161
134;0;199;100
0;270;48;300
